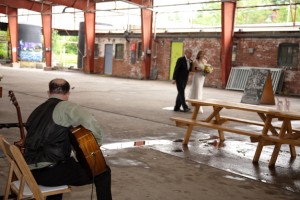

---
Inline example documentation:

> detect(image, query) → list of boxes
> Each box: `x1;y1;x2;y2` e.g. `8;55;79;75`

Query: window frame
277;43;299;68
115;43;124;60
94;43;99;58
137;42;143;60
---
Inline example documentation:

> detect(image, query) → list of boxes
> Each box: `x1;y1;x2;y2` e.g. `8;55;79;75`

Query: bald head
185;49;192;59
48;78;70;95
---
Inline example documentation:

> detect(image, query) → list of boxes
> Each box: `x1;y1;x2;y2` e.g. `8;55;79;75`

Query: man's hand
172;80;176;84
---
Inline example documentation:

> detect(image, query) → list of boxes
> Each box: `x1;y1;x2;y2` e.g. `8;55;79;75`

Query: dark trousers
175;80;188;110
31;158;112;200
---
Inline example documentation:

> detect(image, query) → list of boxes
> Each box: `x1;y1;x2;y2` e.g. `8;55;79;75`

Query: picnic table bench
170;99;300;167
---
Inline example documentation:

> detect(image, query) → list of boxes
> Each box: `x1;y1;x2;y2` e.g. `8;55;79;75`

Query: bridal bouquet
202;64;213;76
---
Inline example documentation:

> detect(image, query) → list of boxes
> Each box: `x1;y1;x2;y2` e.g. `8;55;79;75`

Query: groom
172;48;193;112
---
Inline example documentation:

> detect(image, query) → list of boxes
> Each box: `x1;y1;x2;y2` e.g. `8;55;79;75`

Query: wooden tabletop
187;99;300;119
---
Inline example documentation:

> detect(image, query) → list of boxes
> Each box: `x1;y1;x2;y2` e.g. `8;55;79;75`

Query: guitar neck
0;123;26;129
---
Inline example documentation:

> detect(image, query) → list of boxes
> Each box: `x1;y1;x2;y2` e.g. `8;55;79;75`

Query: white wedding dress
188;59;206;113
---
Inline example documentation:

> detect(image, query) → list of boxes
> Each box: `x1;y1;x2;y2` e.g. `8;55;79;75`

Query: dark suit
172;55;192;110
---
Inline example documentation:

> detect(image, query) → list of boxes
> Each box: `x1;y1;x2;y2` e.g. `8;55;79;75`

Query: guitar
8;90;26;154
69;126;107;177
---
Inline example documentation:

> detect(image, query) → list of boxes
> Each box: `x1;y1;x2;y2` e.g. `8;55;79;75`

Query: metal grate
226;67;284;94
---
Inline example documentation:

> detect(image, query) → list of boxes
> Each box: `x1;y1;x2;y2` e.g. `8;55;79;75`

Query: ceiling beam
120;0;145;7
0;0;51;13
0;5;8;14
43;0;94;11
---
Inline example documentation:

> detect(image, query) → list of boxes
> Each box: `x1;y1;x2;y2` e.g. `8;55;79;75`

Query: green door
169;42;183;80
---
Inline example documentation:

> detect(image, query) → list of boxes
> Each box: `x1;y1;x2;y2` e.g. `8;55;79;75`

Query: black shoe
174;108;181;112
182;107;191;112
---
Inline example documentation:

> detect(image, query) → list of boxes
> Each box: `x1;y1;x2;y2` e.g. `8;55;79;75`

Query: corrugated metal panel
226;67;283;94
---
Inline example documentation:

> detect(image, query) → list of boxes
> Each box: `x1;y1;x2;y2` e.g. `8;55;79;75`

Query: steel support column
6;7;18;63
42;8;52;68
140;1;153;80
33;0;96;73
141;6;153;79
84;8;95;73
221;1;236;88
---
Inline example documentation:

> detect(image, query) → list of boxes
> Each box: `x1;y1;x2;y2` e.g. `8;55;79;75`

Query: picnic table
170;99;300;167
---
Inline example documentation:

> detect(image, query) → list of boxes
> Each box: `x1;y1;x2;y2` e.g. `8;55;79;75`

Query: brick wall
234;36;300;95
94;32;300;96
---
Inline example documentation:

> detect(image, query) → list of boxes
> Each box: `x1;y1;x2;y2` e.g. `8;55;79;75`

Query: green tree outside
52;30;78;67
190;0;300;26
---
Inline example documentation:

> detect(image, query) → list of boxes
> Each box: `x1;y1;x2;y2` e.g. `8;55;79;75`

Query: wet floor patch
101;140;172;150
108;157;148;167
223;175;247;181
103;138;300;193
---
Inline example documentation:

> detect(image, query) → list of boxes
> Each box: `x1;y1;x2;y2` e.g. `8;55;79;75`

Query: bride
188;50;207;113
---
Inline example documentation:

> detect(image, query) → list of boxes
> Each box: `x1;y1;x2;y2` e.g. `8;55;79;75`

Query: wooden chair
0;135;71;200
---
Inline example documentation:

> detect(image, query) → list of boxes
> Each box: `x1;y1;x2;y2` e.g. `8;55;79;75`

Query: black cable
91;152;97;200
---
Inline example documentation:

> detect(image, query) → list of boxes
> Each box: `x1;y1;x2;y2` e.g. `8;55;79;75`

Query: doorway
104;44;113;75
169;42;183;80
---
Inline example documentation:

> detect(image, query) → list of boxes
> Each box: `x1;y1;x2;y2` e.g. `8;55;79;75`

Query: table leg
253;115;273;163
289;145;296;158
182;104;200;145
286;120;296;158
269;143;282;167
192;105;200;119
205;107;222;122
253;142;264;163
183;124;194;145
268;119;288;167
214;107;225;141
257;113;278;135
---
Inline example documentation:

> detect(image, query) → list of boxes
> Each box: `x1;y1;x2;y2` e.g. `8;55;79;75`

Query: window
115;44;124;59
137;42;143;60
94;43;99;58
278;43;299;67
231;43;237;63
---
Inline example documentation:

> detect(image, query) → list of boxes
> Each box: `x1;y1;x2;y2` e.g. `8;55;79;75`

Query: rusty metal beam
0;1;95;69
7;8;18;64
84;6;96;73
0;6;18;63
44;0;94;11
120;0;144;7
0;0;53;67
0;0;51;13
42;7;52;68
44;1;96;73
141;8;153;79
140;0;153;79
221;1;236;88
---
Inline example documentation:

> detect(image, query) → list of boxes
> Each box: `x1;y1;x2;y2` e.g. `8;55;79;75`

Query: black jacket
24;98;72;165
172;56;192;84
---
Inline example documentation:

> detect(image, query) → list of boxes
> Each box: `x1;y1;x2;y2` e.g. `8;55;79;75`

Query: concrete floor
0;66;300;200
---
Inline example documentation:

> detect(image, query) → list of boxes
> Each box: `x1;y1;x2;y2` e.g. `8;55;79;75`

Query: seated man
24;78;112;200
